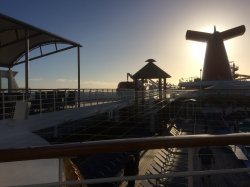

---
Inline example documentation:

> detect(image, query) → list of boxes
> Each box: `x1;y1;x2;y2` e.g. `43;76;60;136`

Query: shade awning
133;62;171;79
0;13;81;68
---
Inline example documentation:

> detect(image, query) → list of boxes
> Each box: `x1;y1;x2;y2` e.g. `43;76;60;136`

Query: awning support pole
77;46;80;107
25;30;29;100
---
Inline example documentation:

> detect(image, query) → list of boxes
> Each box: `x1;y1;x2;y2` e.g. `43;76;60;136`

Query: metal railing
0;88;193;120
2;87;250;120
0;89;134;119
1;86;250;186
0;89;250;119
1;133;250;187
1;133;250;162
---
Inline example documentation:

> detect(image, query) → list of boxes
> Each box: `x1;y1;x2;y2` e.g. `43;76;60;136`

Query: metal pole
39;90;42;114
158;78;162;99
77;46;80;108
199;69;202;114
58;158;63;185
0;71;2;90
164;78;166;98
8;67;11;92
194;103;196;134
188;148;194;187
53;90;56;112
25;30;29;100
200;69;202;81
2;92;5;120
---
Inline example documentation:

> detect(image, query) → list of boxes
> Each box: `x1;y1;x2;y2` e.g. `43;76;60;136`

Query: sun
187;25;213;65
189;41;207;64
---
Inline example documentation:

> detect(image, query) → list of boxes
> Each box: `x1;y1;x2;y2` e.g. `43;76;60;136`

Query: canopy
0;13;81;68
133;61;171;79
0;13;82;106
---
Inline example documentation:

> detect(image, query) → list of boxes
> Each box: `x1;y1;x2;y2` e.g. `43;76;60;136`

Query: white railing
2;87;250;120
0;89;136;119
0;88;192;120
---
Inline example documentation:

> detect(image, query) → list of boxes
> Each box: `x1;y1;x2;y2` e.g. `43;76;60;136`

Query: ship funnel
186;25;246;81
186;30;210;42
221;25;245;41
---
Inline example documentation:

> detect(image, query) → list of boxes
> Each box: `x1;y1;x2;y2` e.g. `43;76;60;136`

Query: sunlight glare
187;25;212;65
189;42;206;64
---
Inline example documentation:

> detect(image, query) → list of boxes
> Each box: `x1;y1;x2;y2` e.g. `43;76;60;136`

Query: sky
1;0;250;89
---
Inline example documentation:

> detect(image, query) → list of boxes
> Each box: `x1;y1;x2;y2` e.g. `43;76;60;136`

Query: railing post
75;90;77;108
22;92;25;101
112;89;114;102
188;148;194;187
88;89;91;106
59;158;63;186
39;90;42;114
107;89;109;103
82;89;85;107
96;89;99;105
53;90;56;112
2;92;5;120
64;90;67;109
102;89;104;104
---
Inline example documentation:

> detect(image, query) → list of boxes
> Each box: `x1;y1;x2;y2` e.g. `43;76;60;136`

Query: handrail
13;167;250;187
1;133;250;162
0;88;191;119
0;88;137;119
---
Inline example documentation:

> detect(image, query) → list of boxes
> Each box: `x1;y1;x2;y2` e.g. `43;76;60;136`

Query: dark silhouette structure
186;25;245;81
133;59;171;99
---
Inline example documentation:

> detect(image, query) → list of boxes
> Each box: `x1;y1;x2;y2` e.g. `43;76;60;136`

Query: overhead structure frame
0;13;82;105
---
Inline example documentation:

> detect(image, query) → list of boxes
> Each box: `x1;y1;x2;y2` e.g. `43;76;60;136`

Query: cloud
56;78;77;82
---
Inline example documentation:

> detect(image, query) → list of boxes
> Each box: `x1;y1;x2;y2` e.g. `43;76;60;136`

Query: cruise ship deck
1;87;250;187
0;13;250;187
